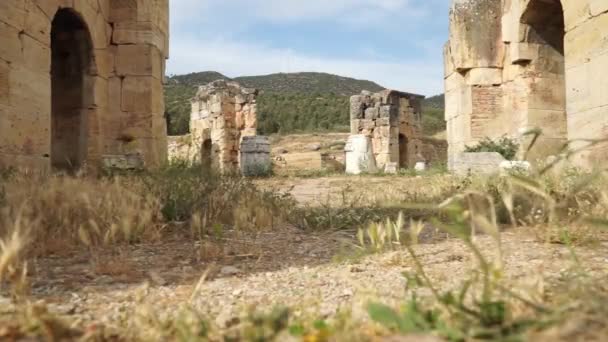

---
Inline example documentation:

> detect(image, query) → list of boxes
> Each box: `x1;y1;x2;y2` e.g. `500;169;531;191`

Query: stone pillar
349;89;424;170
190;80;260;173
240;136;271;176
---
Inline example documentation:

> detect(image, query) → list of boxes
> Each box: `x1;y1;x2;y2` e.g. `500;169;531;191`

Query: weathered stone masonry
0;0;169;171
350;90;425;170
445;0;608;170
190;80;259;173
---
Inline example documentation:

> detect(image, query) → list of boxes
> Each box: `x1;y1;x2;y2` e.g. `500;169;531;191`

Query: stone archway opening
201;138;212;165
51;9;93;171
520;0;567;157
399;134;408;168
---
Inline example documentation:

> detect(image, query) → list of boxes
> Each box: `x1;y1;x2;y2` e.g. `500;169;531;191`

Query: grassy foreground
0;162;607;341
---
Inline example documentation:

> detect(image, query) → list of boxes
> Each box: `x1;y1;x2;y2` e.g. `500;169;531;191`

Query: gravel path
4;227;605;336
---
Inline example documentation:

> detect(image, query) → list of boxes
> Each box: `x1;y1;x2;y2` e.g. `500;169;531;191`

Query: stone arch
521;0;565;54
398;134;408;168
517;0;567;159
50;8;95;171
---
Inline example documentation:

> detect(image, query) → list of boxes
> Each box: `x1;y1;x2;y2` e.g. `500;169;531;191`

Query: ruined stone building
350;90;425;170
0;0;169;171
189;80;261;172
445;0;608;170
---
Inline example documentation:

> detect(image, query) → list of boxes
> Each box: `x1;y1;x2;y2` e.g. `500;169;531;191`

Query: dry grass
0;158;607;340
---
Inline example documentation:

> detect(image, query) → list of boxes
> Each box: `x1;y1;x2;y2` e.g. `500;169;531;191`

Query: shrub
465;136;519;160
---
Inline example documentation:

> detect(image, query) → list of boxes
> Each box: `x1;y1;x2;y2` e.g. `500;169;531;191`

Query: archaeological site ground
1;1;608;341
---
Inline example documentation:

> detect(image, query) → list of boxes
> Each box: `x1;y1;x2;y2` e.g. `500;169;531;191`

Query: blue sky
167;0;450;96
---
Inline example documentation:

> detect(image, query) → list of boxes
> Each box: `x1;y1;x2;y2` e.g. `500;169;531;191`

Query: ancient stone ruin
445;0;608;170
0;1;170;171
349;90;425;171
189;80;267;173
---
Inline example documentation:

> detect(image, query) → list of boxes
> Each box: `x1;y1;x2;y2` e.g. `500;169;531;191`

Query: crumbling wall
0;0;169;171
445;0;608;169
350;90;425;170
190;80;259;172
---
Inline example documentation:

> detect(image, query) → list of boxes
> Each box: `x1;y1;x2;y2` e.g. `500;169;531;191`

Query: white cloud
166;0;449;95
166;38;444;96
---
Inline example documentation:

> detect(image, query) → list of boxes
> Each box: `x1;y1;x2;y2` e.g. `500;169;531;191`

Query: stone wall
350;90;425;170
445;0;608;170
190;80;259;173
0;0;170;171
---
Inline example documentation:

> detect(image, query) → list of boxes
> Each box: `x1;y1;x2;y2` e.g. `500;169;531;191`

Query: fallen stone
307;143;322;151
220;266;241;276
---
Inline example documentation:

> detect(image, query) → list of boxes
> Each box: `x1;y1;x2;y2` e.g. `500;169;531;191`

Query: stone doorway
399;134;408;168
520;0;567;157
201;138;213;165
50;9;93;171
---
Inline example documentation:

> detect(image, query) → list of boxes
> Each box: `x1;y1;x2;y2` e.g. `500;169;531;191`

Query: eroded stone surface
350;90;425;170
169;80;261;173
445;0;608;170
0;0;169;171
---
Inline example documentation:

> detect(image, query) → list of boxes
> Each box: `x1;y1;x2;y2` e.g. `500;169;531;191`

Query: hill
164;71;445;136
234;72;384;95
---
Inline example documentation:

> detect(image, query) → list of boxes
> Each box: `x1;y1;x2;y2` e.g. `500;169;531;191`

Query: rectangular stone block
0;21;23;63
364;107;379;120
0;61;8;104
590;0;608;16
121;76;163;114
466;68;503;86
112;21;167;53
115;44;162;77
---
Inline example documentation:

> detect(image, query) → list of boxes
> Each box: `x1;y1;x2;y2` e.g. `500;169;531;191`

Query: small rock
276;148;288;154
220;266;241;276
50;303;77;315
307;143;322;151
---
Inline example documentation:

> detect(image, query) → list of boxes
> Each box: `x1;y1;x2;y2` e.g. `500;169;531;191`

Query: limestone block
121;76;164;114
444;43;455;78
94;48;115;78
350;95;364;120
0;21;23;63
562;1;590;32
0;61;8;104
590;0;608;16
361;120;376;130
565;62;591;115
90;76;109;109
23;3;51;46
345;135;377;175
452;152;506;176
115;44;162;77
466;68;503;86
449;0;504;70
445;72;466;92
240;136;271;176
510;43;538;64
589;51;608;110
351;119;362;134
112;21;167;54
280;152;324;171
364;107;379;120
0;0;26;31
564;14;608;69
376;117;390;127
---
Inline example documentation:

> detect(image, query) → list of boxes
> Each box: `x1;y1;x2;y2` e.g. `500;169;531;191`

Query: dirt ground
1;177;607;341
